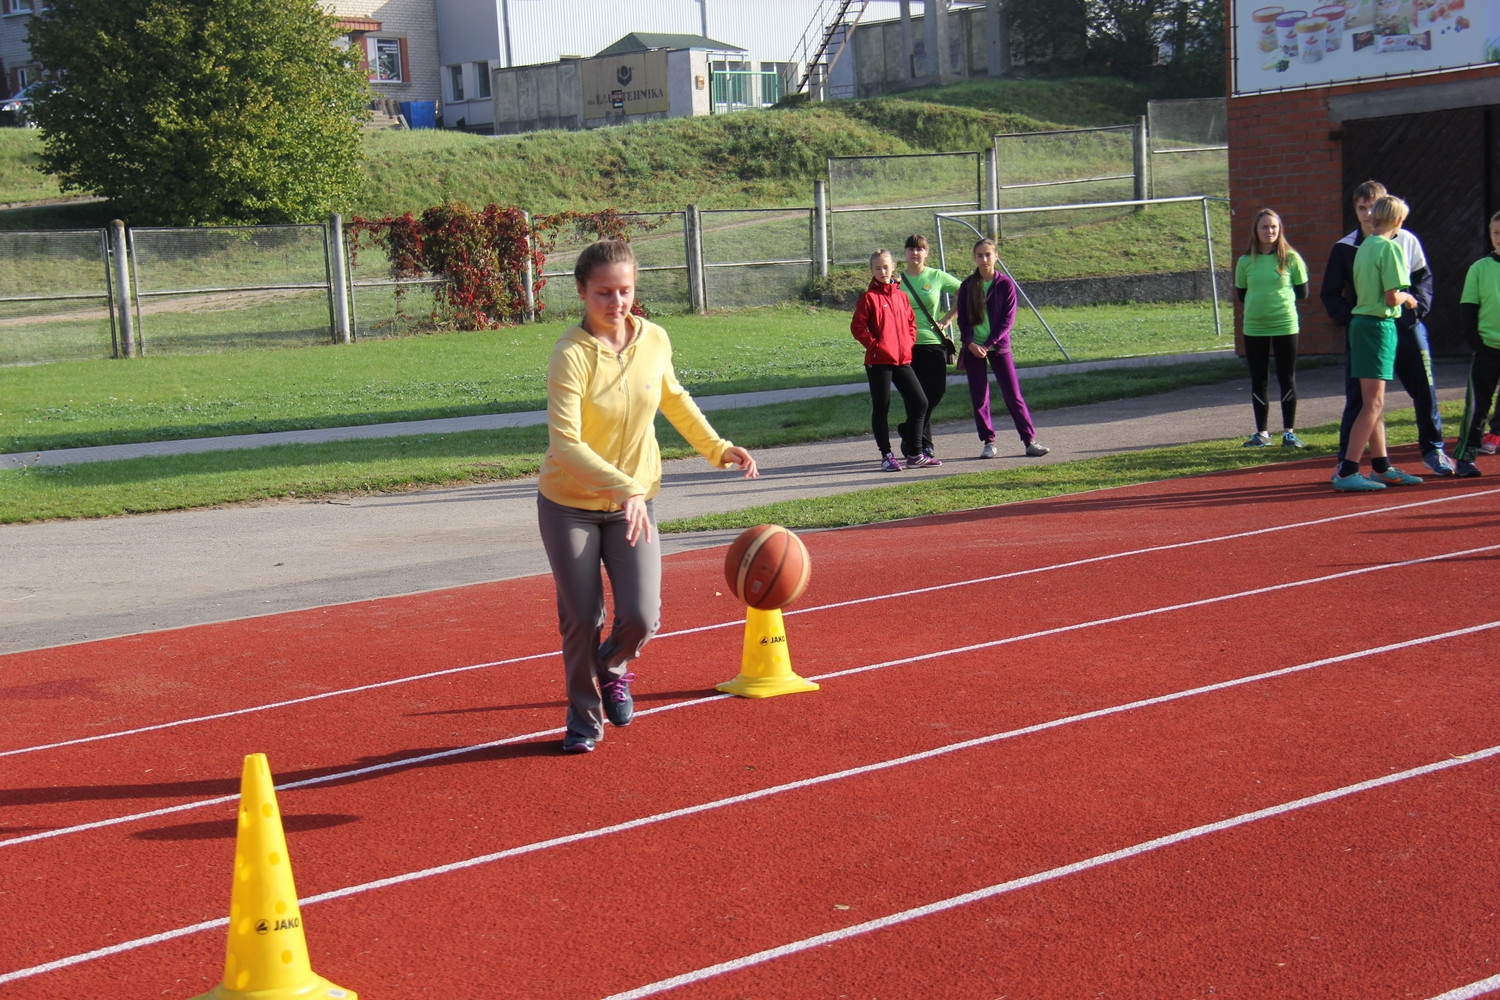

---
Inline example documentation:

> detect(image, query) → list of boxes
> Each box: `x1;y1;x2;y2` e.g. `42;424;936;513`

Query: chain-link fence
129;225;335;354
993;126;1137;230
701;207;815;310
1148;98;1228;199
827;152;981;263
0;229;115;365
538;212;689;320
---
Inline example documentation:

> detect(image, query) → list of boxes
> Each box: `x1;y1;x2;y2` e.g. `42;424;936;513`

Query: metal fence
933;196;1231;363
0;135;1232;364
1147;98;1229;199
0;228;115;365
826;152;981;264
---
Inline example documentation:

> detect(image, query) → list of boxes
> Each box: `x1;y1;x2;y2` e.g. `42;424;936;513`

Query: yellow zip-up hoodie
539;316;735;511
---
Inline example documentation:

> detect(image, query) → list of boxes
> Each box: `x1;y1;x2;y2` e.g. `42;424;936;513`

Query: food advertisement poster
1233;0;1496;93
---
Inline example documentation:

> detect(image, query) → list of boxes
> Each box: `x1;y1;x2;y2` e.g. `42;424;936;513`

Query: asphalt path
0;360;1468;655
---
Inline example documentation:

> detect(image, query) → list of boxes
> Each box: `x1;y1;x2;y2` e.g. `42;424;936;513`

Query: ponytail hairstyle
965;238;998;326
574;239;637;289
1246;208;1295;275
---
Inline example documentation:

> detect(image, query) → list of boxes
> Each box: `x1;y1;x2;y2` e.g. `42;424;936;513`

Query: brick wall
1227;65;1500;355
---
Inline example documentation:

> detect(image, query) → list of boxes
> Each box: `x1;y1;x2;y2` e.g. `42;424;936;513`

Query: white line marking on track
6;543;1499;850
6;487;1497;761
598;746;1500;1000
1427;975;1500;999
2;624;1497;986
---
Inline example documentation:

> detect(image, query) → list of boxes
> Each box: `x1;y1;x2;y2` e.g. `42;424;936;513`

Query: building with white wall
438;0;904;130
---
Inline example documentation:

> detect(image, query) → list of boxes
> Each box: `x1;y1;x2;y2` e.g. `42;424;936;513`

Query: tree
27;0;371;225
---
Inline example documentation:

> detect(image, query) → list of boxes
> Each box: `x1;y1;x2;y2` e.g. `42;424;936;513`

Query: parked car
2;82;42;127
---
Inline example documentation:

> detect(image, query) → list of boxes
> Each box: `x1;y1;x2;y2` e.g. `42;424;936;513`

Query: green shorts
1348;315;1396;381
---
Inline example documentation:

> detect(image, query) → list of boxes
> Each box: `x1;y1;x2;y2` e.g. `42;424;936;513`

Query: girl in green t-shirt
1234;208;1309;449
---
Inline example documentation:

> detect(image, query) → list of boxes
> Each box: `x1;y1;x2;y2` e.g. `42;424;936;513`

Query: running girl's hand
967;341;988;358
723;446;760;480
622;494;652;547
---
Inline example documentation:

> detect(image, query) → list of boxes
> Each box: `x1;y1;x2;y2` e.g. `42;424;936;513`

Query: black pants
1243;334;1298;433
1455;343;1500;461
1338;321;1445;458
865;363;927;458
900;343;949;454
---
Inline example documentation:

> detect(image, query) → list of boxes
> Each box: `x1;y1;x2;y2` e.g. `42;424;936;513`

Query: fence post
327;213;352;343
1133;115;1150;210
523;210;536;322
813;180;829;279
685;204;707;314
1201;196;1223;339
109;220;136;358
984;146;1000;240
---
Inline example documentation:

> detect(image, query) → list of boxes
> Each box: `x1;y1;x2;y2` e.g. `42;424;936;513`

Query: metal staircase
794;0;871;95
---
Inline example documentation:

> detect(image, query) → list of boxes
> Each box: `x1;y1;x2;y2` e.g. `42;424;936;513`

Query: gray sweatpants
536;494;662;742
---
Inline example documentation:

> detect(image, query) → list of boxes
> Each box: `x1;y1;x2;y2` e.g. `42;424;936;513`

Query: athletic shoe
601;671;635;727
979;441;997;459
922;448;943;467
1482;434;1500;455
906;451;941;468
1369;466;1422;486
1242;431;1272;448
1281;431;1306;449
880;453;902;472
1456;459;1483;477
1422;451;1456;476
1331;472;1386;492
1024;440;1050;457
562;734;596;754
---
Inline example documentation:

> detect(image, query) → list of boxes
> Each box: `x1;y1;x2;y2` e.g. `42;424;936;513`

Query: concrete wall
491;60;582;134
852;7;994;99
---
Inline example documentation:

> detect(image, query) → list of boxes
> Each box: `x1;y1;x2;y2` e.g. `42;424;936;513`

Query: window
3;0;36;14
473;61;491;99
449;64;464;101
366;37;405;82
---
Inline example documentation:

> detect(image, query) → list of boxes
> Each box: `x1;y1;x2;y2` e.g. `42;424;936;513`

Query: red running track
2;456;1499;999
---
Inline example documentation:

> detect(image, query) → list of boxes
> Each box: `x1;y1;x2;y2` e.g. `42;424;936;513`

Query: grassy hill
0;76;1171;226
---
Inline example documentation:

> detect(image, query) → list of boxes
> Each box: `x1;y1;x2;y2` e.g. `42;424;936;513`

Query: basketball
724;524;811;610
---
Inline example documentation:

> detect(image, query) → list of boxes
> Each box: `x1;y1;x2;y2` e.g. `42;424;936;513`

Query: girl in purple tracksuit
955;238;1048;459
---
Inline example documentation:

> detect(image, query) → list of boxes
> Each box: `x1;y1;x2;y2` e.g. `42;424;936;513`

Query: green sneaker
1242;432;1272;448
1281;431;1306;448
1331;472;1385;492
1369;466;1422;486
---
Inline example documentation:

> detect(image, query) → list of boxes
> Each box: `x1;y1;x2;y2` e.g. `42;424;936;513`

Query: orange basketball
724;524;812;610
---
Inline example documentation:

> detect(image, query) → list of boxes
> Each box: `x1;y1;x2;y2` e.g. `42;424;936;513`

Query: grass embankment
0;76;1180;227
0;358;1248;523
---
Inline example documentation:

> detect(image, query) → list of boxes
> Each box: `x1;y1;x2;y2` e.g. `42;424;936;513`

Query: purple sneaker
879;453;902;472
906;452;942;468
601;671;636;727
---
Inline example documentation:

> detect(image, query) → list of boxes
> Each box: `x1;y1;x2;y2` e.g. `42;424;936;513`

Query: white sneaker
1024;440;1049;457
979;441;997;459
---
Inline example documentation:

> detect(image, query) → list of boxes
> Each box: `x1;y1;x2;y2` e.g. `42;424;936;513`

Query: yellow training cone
716;606;819;698
191;753;355;1000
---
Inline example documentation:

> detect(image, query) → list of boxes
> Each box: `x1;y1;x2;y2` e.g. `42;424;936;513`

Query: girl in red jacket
852;249;931;471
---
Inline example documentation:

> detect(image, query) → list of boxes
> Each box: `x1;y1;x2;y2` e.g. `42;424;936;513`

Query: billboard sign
582;51;670;120
1233;0;1497;94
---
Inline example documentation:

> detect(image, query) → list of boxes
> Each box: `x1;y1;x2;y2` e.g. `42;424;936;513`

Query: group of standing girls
1237;183;1500;492
850;235;1048;472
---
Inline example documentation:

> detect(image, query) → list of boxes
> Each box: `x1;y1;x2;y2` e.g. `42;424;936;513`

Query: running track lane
2;464;1500;1000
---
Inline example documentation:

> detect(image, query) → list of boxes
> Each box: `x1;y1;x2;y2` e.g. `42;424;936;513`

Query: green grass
0;359;1249;522
659;405;1446;534
0;302;1230;453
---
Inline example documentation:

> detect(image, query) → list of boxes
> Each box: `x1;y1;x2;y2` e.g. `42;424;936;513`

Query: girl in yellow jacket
538;240;758;753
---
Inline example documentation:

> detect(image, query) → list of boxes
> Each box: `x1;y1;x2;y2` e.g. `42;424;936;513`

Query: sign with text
582;51;670;120
1232;0;1497;94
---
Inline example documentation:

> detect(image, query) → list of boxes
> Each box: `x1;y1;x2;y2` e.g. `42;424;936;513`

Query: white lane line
6;542;1498;850
599;745;1500;1000
1428;976;1500;999
5;728;1494;995
6;488;1495;761
2;623;1496;985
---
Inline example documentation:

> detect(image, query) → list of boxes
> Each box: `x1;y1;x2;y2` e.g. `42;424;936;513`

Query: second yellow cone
192;753;356;1000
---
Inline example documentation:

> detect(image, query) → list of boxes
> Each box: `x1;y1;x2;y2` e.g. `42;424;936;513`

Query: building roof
594;33;745;57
